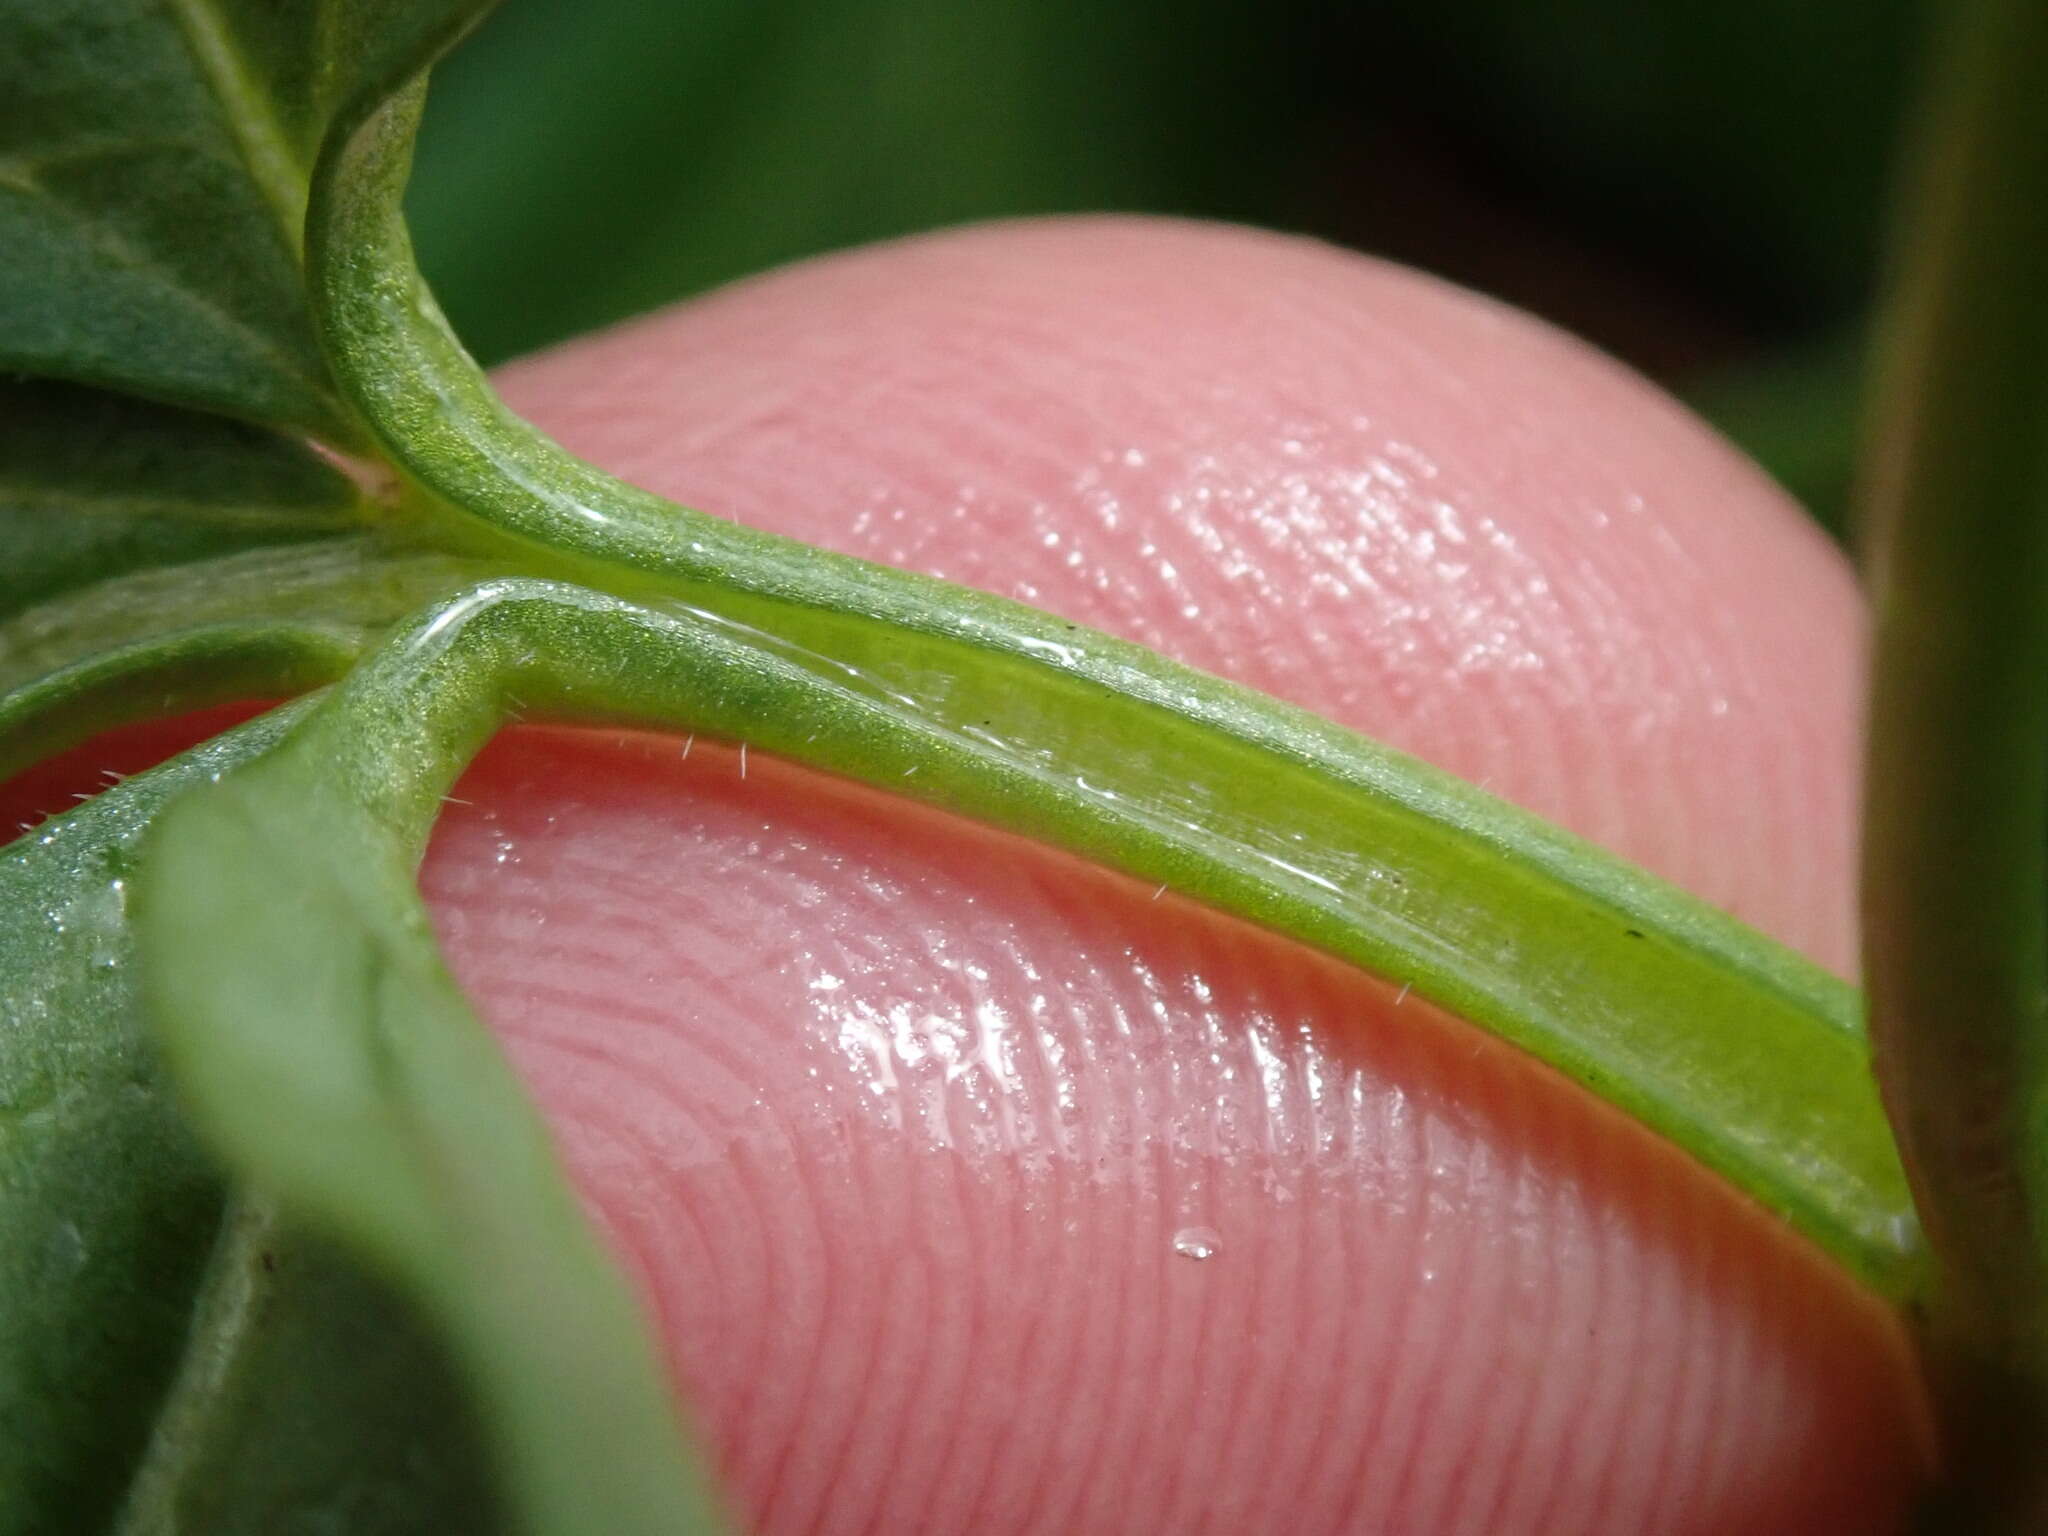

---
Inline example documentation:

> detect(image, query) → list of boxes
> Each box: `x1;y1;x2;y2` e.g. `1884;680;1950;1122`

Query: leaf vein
162;0;311;262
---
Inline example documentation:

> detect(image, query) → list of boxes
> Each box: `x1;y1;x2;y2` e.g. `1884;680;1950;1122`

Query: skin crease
1;219;1928;1531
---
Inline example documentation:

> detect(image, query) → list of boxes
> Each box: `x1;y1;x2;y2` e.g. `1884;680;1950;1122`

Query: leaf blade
111;1199;506;1536
0;532;486;782
0;380;362;623
0;0;350;437
135;661;731;1536
0;0;501;443
0;707;309;1533
157;0;319;253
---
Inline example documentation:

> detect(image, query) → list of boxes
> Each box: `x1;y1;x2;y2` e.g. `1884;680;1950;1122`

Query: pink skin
443;218;1923;1531
0;219;1926;1530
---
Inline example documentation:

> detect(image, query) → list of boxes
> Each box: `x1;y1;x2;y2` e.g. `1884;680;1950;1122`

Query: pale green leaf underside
138;657;732;1536
0;537;478;701
0;536;486;783
0;708;531;1534
0;709;308;1531
0;0;499;445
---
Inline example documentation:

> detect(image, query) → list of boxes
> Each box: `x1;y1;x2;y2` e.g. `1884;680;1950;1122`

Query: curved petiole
301;88;1919;1293
148;581;1916;1482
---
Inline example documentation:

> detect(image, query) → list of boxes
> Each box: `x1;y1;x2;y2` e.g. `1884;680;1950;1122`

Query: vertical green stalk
1859;0;2048;1521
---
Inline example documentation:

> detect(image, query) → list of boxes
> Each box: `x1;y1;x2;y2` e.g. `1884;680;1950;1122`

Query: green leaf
134;610;731;1536
1857;0;2048;1515
0;0;341;437
0;0;503;444
0;625;352;794
0;706;304;1532
0;704;528;1535
313;85;1923;1296
0;537;486;780
113;1199;505;1535
0;379;362;622
1366;0;1917;326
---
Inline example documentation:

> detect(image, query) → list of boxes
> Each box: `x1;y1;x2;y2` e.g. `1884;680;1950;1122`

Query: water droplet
1172;1226;1221;1262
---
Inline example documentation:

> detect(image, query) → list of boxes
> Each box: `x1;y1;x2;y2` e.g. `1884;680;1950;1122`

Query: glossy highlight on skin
448;220;1915;1532
321;110;1912;1294
426;731;1916;1534
0;219;1924;1532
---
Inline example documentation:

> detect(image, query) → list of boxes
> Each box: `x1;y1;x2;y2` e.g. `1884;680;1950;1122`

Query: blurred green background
407;0;1933;539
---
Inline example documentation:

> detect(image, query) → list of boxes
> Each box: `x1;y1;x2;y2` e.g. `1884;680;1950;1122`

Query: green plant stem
284;76;1934;1297
0;539;486;779
1858;0;2048;1520
134;596;744;1534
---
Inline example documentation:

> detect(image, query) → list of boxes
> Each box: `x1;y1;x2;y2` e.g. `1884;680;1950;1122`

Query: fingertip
466;218;1913;1532
500;215;1864;974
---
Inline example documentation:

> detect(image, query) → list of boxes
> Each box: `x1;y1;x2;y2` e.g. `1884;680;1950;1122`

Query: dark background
406;0;1935;538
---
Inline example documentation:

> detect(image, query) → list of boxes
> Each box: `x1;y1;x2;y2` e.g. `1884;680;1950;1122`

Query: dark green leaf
0;707;305;1532
408;0;1290;363
1687;332;1865;540
0;705;520;1535
1365;0;1919;326
135;621;730;1536
113;1200;503;1535
0;538;485;779
0;0;502;443
0;0;344;437
0;379;362;622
